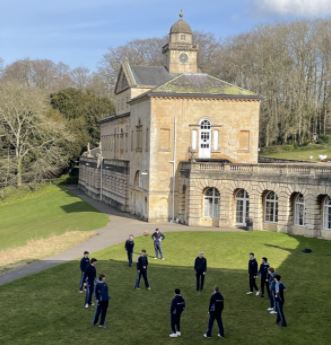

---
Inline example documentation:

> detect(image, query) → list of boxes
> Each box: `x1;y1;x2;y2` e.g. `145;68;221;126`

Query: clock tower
162;12;199;74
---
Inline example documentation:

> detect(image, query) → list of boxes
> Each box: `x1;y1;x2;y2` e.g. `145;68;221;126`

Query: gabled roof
130;65;173;87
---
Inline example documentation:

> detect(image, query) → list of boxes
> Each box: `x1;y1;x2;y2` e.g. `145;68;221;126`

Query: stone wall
177;162;331;240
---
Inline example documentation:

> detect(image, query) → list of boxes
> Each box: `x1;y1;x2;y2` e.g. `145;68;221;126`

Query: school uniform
79;256;90;291
259;262;270;296
135;255;150;288
248;258;258;292
170;294;186;334
206;291;225;337
125;240;135;267
93;280;110;326
194;256;207;291
85;264;96;306
267;272;276;309
152;231;165;259
275;281;287;327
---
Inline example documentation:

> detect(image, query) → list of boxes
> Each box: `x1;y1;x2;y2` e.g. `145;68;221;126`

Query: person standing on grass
194;252;207;291
246;252;258;295
135;249;151;290
204;287;225;338
93;274;110;328
258;257;270;297
152;228;165;260
169;288;186;338
85;258;98;308
266;267;277;314
274;274;287;327
125;234;135;267
79;251;90;293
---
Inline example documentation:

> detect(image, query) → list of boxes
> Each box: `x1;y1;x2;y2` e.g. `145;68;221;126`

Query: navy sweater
95;281;110;302
170;295;186;314
80;257;90;272
209;291;224;314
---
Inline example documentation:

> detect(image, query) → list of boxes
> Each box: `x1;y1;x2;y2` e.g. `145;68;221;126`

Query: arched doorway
235;189;250;226
203;187;220;219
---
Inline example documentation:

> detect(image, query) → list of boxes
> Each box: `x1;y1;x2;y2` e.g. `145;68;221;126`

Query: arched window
203;188;220;218
294;193;305;226
199;119;211;159
236;189;250;225
323;196;331;230
264;191;278;223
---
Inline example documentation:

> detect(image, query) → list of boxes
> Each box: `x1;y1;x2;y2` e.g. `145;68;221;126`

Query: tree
0;82;71;187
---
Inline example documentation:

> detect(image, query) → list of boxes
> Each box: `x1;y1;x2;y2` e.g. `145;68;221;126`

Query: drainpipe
169;113;177;223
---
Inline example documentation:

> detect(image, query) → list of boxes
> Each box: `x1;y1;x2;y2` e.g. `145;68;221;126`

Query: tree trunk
16;157;22;187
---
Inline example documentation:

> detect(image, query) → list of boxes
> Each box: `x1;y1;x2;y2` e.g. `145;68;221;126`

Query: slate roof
130;65;173;87
170;18;192;34
152;73;256;96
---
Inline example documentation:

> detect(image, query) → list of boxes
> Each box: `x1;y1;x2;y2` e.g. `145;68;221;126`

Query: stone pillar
304;194;319;238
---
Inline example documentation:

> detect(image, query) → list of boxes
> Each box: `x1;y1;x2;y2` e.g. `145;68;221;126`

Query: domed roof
170;18;192;34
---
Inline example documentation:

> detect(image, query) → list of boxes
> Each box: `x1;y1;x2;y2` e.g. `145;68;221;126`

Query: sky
0;0;330;71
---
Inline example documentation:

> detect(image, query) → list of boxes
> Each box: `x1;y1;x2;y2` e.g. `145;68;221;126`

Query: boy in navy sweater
246;252;258;295
79;251;90;293
169;288;186;337
258;257;270;297
204;287;225;338
93;274;110;328
194;252;207;291
125;235;135;267
135;250;151;289
85;258;97;308
274;274;287;327
152;228;165;260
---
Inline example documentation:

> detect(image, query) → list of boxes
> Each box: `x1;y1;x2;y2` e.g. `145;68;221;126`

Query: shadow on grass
0;234;331;345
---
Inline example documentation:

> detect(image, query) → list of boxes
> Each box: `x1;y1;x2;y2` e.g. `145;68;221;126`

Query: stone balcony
180;161;331;185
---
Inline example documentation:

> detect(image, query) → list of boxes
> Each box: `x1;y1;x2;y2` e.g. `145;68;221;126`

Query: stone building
79;14;331;240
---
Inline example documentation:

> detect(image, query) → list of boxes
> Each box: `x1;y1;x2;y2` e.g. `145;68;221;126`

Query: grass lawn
260;144;331;162
0;183;108;251
1;231;330;345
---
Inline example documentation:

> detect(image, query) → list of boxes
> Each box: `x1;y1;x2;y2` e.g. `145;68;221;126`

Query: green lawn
260;144;331;162
1;231;330;345
0;184;108;251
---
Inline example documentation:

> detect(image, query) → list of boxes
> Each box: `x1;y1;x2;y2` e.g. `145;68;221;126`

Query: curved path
0;186;236;286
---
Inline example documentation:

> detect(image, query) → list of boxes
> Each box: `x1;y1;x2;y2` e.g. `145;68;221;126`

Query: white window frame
323;196;331;230
294;194;305;226
235;189;250;226
191;129;198;151
264;191;278;223
203;188;220;219
212;129;219;151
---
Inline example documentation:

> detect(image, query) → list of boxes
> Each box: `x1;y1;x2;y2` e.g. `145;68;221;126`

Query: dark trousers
93;300;109;326
154;242;163;258
85;281;94;305
196;272;205;291
127;251;133;267
249;274;258;292
260;276;267;296
207;312;224;337
171;311;182;333
135;270;150;288
267;285;275;309
79;271;86;291
275;300;287;327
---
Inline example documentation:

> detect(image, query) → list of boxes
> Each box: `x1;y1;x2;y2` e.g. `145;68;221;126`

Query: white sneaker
176;332;181;336
255;291;260;296
162;258;165;260
270;310;277;314
84;304;89;309
267;307;273;311
154;257;158;260
169;333;178;337
218;334;225;338
79;290;83;294
203;334;211;338
246;291;253;295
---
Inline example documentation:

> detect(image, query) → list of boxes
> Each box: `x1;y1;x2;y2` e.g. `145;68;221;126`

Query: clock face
179;53;188;63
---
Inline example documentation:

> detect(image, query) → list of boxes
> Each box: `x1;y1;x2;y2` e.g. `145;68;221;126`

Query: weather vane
179;9;183;18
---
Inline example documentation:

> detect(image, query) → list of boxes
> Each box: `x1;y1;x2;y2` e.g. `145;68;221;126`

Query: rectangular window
191;130;198;151
159;128;170;152
239;130;250;151
212;130;219;151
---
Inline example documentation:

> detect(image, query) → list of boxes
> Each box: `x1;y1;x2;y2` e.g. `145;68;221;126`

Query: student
246;252;258;295
194;252;207;291
204;287;225;338
125;235;135;267
274;274;287;327
266;267;277;314
93;274;110;328
258;257;270;297
85;258;98;308
79;251;90;293
135;249;151;289
169;288;186;337
152;228;165;260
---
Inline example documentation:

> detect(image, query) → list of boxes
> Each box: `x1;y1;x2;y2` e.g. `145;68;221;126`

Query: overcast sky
0;0;330;70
